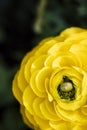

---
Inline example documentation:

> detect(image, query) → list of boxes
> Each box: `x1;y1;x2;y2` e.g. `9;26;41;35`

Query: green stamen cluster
57;76;76;101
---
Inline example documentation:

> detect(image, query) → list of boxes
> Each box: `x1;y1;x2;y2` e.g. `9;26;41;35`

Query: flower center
60;82;73;92
57;76;76;101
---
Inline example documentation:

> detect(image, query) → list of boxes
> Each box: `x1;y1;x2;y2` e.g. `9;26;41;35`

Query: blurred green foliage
0;0;87;130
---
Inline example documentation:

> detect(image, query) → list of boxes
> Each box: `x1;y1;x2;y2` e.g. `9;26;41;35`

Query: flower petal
49;120;70;130
30;70;46;97
24;56;36;83
81;105;87;116
12;72;23;104
17;65;28;92
31;55;47;70
40;100;60;121
36;67;51;92
20;105;34;129
33;98;45;119
25;109;38;128
23;86;36;115
34;115;50;130
56;105;87;124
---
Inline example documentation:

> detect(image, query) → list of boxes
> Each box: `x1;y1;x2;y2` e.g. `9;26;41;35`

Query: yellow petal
49;120;69;130
30;70;46;97
60;27;86;39
73;125;87;130
52;52;81;68
20;105;34;129
31;55;47;70
34;115;50;130
33;98;45;119
48;42;72;54
45;78;53;102
56;105;87;124
40;100;60;121
36;67;51;92
81;105;87;116
24;56;36;83
44;55;54;67
35;39;56;55
65;31;87;42
12;72;23;104
45;99;60;118
17;65;28;92
21;44;41;65
25;109;38;128
23;86;36;115
81;71;87;97
72;51;87;71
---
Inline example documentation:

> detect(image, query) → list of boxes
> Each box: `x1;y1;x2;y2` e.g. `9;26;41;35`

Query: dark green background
0;0;87;130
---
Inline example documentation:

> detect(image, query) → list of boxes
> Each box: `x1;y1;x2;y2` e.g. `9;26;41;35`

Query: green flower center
57;76;76;101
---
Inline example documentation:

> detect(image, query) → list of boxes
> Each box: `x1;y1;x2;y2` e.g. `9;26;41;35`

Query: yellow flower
12;27;87;130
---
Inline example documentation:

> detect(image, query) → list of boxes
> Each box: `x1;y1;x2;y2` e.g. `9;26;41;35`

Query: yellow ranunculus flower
12;27;87;130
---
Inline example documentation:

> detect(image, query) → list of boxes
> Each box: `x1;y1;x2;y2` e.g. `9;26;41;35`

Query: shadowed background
0;0;87;130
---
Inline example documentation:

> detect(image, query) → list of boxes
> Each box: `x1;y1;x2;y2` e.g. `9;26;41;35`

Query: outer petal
23;86;36;115
30;70;46;97
25;109;38;128
34;115;50;130
40;100;60;121
12;72;23;105
32;98;45;119
49;120;71;130
55;105;87;124
20;105;34;129
35;67;52;92
60;27;86;39
17;65;28;92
